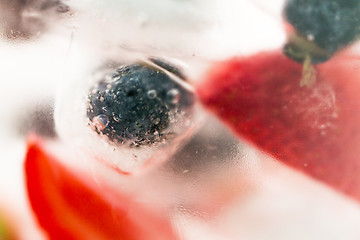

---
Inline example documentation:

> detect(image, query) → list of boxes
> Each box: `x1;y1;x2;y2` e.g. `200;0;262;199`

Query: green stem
283;32;332;63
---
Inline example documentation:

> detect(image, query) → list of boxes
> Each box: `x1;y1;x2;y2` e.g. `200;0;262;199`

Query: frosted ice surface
0;0;359;239
0;0;71;41
133;116;360;240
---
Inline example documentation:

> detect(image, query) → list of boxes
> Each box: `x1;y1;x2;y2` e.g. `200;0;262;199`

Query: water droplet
92;114;109;131
166;89;180;104
147;89;157;99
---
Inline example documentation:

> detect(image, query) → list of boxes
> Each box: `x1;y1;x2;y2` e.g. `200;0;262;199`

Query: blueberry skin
285;0;360;55
87;61;195;146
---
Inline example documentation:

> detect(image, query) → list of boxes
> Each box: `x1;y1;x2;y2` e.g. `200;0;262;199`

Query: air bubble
166;88;180;104
147;89;157;99
92;114;109;131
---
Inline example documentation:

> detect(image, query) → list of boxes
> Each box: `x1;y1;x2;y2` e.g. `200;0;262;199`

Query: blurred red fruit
24;136;178;240
198;50;360;202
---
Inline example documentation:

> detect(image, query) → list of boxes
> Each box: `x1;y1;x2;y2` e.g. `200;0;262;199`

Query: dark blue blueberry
284;0;360;62
87;60;195;146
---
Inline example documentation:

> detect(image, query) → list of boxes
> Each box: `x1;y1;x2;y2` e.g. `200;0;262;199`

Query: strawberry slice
197;50;360;202
24;136;178;240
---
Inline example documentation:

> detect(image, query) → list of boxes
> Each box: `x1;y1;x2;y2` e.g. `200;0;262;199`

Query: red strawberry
197;50;360;202
24;135;178;240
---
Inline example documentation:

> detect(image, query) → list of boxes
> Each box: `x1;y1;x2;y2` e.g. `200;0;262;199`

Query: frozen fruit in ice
55;56;201;173
283;0;360;63
25;135;178;240
87;60;195;147
197;50;360;202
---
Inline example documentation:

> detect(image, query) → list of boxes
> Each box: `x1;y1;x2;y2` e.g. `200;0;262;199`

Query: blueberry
87;60;195;146
284;0;360;62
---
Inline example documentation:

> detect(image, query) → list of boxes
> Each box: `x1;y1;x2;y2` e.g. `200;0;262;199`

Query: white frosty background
0;0;359;239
